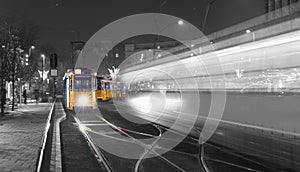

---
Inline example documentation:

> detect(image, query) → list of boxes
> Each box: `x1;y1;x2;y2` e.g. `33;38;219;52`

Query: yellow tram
63;68;97;110
96;76;113;101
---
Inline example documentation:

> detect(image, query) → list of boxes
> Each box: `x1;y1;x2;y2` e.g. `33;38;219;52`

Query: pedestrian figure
34;89;39;104
22;89;27;104
1;88;6;115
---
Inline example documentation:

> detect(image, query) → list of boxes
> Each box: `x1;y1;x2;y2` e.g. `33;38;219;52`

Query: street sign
50;69;58;77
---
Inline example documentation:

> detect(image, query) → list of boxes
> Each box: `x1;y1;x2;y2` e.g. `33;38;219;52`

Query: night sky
0;0;265;63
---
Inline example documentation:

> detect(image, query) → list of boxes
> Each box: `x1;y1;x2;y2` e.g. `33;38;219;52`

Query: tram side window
105;82;110;89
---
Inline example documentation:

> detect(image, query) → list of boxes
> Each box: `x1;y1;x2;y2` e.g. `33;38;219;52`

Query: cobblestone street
0;103;51;172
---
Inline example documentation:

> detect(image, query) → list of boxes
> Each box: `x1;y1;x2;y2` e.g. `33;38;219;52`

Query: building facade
265;0;299;13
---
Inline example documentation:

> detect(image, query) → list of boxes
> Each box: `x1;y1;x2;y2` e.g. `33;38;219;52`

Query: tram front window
74;76;92;90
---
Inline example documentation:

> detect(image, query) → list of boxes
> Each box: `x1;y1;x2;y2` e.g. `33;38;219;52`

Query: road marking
205;157;261;172
87;128;134;143
81;120;105;123
83;123;109;126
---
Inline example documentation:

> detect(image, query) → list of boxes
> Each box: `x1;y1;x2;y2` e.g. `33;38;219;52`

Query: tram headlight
77;95;90;106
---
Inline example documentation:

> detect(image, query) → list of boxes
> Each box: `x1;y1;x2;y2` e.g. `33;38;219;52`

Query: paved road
69;91;300;171
0;103;51;172
73;100;289;172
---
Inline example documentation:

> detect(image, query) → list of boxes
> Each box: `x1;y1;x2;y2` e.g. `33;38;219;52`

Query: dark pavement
0;103;51;172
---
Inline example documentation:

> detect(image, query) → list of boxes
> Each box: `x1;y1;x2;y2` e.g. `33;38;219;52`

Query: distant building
265;0;299;13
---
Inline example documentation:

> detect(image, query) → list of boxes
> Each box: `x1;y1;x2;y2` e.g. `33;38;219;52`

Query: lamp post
1;45;5;116
202;0;218;33
25;46;35;89
41;54;45;97
246;29;256;42
152;19;185;60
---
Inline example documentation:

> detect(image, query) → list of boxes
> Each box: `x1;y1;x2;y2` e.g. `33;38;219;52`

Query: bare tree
0;16;39;112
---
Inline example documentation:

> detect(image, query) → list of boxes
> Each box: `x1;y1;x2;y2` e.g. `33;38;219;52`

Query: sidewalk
0;103;52;172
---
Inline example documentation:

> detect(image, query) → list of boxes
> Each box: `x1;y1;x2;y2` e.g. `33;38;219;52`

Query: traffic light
50;53;58;68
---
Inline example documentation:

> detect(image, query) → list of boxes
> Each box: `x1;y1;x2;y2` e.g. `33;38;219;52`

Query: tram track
73;115;113;172
91;111;209;172
94;114;189;172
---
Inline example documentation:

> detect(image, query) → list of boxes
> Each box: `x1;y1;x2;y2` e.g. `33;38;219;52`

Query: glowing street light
40;53;46;81
177;20;184;25
246;29;255;41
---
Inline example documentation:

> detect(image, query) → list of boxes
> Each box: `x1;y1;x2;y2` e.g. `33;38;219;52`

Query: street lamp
0;45;6;116
246;29;255;41
202;0;218;33
40;54;46;98
28;45;35;57
25;46;35;89
41;54;45;81
177;20;184;25
152;19;185;58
